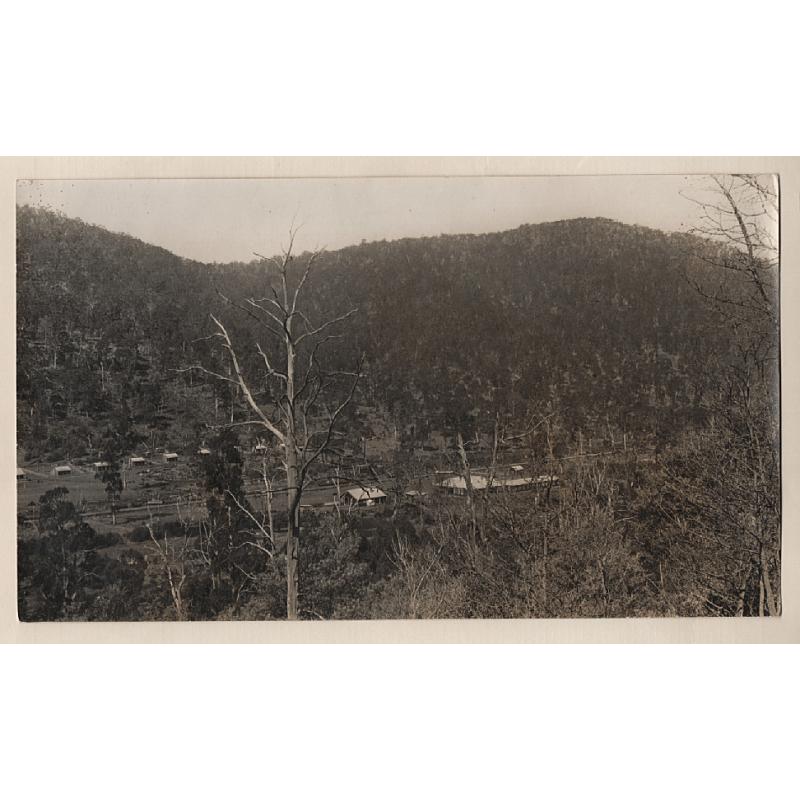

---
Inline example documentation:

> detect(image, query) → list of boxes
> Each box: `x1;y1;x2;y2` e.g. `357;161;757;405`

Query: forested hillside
17;196;778;622
16;206;732;461
304;218;733;440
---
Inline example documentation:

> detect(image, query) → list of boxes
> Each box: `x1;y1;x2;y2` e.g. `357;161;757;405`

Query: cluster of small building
332;465;559;508
24;442;273;481
19;447;558;523
125;453;179;468
26;452;183;478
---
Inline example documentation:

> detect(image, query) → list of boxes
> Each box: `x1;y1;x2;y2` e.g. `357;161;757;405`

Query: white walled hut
128;456;147;468
438;475;489;496
93;461;112;472
197;447;211;457
339;487;388;508
16;467;25;481
51;465;72;476
162;452;179;463
438;474;541;496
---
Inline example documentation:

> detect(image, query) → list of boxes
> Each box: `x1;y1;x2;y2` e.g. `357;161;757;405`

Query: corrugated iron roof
345;487;387;501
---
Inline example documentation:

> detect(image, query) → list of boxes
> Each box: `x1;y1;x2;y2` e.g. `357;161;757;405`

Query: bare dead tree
682;175;778;381
456;432;477;546
676;174;781;615
181;227;362;619
147;521;190;621
259;455;276;563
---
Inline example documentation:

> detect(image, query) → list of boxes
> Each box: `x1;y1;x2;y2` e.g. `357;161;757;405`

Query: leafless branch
210;314;286;445
296;307;359;345
300;356;364;478
224;489;275;555
173;365;238;385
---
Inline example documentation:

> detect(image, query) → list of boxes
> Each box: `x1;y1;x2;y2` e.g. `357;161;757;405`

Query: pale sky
17;175;715;263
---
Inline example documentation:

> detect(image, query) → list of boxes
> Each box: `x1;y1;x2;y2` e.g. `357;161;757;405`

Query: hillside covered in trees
17;206;734;461
16;189;780;622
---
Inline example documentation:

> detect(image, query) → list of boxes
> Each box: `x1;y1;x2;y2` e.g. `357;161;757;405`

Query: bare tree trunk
334;466;342;524
187;232;361;621
542;529;548;614
457;432;477;547
598;558;609;617
484;414;500;525
263;474;274;565
147;524;187;621
286;469;300;619
760;547;778;616
735;567;750;617
285;337;299;620
488;413;500;485
61;539;69;618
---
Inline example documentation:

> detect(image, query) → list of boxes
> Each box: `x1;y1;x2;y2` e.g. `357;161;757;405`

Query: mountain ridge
16;205;730;461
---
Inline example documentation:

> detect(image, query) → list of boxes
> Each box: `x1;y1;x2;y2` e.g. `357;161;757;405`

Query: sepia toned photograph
5;9;800;800
15;173;780;622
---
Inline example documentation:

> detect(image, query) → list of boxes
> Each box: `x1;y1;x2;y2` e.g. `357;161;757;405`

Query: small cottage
52;465;72;476
339;487;388;507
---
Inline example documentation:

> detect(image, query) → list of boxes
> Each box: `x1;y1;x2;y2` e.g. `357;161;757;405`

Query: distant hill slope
16;206;731;460
298;217;731;434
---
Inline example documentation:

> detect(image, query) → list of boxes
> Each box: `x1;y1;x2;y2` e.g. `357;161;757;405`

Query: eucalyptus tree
184;229;361;619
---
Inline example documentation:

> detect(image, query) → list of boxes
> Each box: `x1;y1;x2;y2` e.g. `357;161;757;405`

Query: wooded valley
15;176;780;621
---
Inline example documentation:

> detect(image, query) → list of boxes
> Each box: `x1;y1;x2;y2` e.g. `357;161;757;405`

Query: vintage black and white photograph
15;173;780;621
